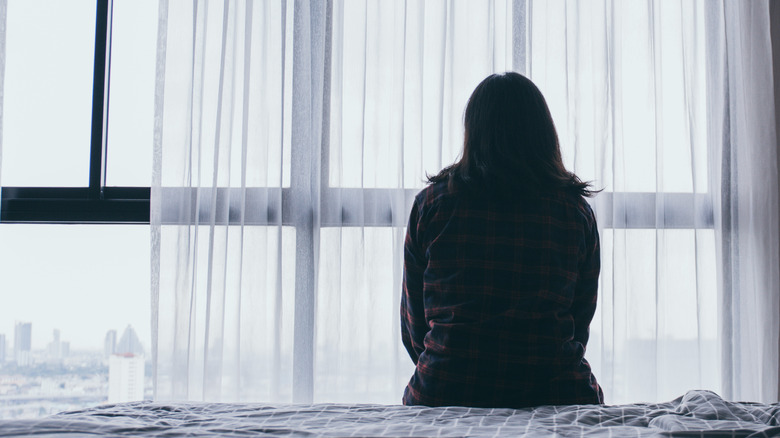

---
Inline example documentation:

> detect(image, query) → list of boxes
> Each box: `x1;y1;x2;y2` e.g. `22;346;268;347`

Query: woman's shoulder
556;190;598;232
416;183;597;224
531;189;598;228
414;180;452;208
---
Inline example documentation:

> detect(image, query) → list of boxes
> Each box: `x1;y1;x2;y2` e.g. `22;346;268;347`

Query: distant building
14;322;32;366
104;330;117;359
108;325;146;403
108;353;145;403
115;325;144;356
46;329;68;362
0;334;6;363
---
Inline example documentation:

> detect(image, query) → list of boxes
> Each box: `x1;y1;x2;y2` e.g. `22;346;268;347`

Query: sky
0;225;151;351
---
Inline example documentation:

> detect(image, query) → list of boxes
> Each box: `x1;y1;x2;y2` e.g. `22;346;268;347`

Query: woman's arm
572;211;600;347
401;199;428;364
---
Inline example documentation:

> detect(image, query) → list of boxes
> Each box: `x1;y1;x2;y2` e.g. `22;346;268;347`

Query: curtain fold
153;0;296;402
151;0;779;404
711;0;779;403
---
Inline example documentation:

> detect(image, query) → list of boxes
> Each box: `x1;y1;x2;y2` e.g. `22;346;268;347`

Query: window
2;0;721;410
1;0;154;223
0;225;151;419
0;0;157;419
316;0;719;404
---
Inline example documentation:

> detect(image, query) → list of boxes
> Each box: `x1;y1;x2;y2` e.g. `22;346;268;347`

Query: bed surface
0;390;777;437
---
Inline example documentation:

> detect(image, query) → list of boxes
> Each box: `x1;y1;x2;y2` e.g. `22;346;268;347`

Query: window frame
0;0;150;224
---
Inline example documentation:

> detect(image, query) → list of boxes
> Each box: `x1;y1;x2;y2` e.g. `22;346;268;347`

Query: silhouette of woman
401;72;603;408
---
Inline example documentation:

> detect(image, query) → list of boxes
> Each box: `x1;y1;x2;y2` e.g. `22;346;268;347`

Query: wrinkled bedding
0;390;778;437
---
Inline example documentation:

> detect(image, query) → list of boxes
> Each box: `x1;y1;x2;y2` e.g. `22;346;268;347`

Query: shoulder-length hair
429;72;597;198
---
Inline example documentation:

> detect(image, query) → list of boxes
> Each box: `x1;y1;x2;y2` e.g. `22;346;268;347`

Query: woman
401;72;603;408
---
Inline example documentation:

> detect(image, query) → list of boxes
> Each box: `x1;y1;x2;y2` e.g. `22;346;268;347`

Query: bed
0;390;777;437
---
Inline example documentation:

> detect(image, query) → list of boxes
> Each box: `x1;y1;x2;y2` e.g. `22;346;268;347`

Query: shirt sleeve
401;197;428;365
572;210;600;347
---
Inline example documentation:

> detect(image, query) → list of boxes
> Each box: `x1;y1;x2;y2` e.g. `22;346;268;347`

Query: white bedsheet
0;390;777;437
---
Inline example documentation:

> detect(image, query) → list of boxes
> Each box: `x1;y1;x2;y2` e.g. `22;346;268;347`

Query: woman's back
401;181;603;408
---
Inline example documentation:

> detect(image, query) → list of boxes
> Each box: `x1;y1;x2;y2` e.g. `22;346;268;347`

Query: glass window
315;227;412;403
328;1;511;189
1;0;96;187
105;0;160;187
0;225;150;419
588;229;720;403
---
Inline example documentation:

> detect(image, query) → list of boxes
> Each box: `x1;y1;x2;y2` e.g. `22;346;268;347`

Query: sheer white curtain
151;0;779;404
526;1;718;404
526;0;778;404
711;1;779;403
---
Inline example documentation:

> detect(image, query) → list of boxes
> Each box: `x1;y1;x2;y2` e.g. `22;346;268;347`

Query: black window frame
0;0;150;224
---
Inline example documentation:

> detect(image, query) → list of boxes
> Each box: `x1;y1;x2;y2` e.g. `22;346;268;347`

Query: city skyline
0;324;151;419
0;325;153;420
0;322;148;356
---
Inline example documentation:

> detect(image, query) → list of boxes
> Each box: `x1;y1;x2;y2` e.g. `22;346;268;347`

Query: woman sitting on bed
401;72;603;408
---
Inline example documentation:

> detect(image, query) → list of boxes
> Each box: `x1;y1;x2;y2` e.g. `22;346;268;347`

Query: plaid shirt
401;181;603;408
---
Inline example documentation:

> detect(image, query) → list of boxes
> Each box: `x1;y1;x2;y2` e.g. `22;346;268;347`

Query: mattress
0;390;777;437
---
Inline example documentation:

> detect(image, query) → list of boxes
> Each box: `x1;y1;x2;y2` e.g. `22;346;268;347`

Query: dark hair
428;72;598;198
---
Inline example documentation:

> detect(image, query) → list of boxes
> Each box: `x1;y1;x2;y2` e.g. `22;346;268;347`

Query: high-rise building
108;325;146;403
108;353;145;403
46;329;69;362
14;322;32;366
0;334;6;363
104;330;117;359
47;329;61;361
115;325;144;356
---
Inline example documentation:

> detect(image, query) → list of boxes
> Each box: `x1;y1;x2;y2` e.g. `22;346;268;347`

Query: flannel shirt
401;181;603;408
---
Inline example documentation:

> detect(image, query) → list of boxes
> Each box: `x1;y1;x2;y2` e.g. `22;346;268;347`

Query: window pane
0;225;150;419
315;227;413;403
157;1;292;189
328;1;513;189
2;0;96;187
105;0;159;186
155;225;297;401
588;228;720;404
530;2;709;193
